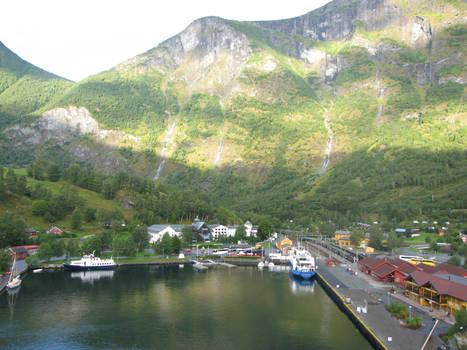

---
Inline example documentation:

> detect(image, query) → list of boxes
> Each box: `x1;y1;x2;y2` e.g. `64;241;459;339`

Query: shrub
386;302;409;319
405;315;422;329
426;82;464;104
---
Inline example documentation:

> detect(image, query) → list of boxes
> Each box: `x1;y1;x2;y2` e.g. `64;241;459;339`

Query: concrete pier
306;241;448;350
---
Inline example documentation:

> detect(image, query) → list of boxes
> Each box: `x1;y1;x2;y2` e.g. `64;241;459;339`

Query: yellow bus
399;255;436;266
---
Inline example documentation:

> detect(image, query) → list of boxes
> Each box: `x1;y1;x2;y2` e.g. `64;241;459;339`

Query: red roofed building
47;226;63;236
404;270;467;315
358;257;388;275
418;263;467;278
358;256;420;285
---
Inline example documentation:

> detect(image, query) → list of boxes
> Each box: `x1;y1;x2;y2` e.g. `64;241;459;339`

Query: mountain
0;0;465;226
0;42;73;129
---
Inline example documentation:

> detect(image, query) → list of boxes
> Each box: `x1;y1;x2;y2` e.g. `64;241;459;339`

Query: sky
1;0;330;82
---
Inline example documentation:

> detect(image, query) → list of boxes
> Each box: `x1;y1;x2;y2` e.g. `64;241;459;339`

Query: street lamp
409;305;412;319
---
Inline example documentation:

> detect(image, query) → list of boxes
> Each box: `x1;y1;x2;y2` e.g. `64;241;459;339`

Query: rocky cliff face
253;0;403;42
116;17;252;97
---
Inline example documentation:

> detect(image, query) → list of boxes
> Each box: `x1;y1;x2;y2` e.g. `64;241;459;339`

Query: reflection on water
70;270;114;283
1;266;372;350
289;276;316;295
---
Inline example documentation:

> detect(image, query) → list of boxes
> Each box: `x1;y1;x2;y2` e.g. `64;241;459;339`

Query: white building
148;224;184;244
227;226;237;237
209;224;234;239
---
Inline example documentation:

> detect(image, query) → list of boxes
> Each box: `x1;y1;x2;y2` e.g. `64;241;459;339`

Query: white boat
289;247;316;280
7;249;22;289
33;268;43;273
257;261;265;268
63;252;116;271
267;261;275;268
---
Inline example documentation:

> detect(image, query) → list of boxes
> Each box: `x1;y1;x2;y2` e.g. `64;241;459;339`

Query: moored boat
289;247;316;280
7;249;22;289
63;253;116;271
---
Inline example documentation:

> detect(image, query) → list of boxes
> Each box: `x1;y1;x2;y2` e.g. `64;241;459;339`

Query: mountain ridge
0;0;465;225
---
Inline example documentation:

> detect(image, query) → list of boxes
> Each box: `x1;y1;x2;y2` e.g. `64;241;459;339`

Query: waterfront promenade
306;241;449;350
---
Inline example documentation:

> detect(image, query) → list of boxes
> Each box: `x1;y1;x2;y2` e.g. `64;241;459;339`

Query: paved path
306;241;450;350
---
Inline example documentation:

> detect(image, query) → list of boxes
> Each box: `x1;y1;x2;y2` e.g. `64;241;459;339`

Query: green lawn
403;232;438;244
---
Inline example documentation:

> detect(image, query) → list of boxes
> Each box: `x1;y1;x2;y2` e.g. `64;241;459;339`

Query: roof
406;270;467;301
10;247;28;254
373;264;397;278
358;257;388;269
148;224;184;233
386;258;407;268
418;263;467;277
397;264;419;275
335;230;351;235
434;274;467;286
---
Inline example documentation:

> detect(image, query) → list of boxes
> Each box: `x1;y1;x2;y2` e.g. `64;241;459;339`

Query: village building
227;226;237;237
9;246;29;260
404;270;467;315
147;224;184;244
209;224;234;239
192;216;211;241
358;257;420;287
418;262;467;278
334;230;351;247
47;226;63;236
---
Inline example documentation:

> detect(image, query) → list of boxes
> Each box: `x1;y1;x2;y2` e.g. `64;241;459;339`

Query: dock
305;242;448;350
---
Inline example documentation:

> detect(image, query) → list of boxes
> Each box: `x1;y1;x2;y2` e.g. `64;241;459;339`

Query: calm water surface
0;265;372;349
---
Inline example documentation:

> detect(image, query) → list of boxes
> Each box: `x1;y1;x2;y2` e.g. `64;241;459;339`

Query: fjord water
1;266;371;350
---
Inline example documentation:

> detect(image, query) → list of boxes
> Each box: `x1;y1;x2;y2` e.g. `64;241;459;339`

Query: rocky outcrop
4;106;139;148
252;0;403;42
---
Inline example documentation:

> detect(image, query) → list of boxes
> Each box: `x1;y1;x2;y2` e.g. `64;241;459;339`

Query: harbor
304;240;450;350
0;243;458;350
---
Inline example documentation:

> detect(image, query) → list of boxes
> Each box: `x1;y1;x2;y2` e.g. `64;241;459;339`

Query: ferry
289;248;316;280
63;253;116;271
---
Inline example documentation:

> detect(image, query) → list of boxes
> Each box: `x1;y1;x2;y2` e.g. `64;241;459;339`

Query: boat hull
291;268;316;280
63;263;117;271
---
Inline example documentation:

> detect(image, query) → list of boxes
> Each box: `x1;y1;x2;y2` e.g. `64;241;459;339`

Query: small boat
257;261;265;268
289;247;316;280
7;249;22;289
63;252;116;271
267;261;275;268
33;268;43;273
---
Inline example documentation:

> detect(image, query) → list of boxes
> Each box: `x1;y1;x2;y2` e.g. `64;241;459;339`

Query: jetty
304;240;448;350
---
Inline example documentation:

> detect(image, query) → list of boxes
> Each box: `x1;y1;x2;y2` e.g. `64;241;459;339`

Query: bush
386;302;409;319
426;82;464;104
405;315;422;329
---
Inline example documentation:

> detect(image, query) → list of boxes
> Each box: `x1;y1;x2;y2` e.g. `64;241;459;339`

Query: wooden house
404;270;467;315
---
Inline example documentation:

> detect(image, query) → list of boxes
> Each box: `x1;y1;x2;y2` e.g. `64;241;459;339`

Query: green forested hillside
0;42;73;129
0;0;465;229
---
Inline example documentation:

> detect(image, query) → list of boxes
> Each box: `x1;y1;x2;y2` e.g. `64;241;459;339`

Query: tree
369;227;383;250
181;226;193;248
32;200;48;216
170;236;181;254
47;162;61;182
132;225;149;252
0;249;10;273
84;207;97;222
447;255;461;267
71;209;82;230
387;232;402;252
5;168;17;193
258;221;273;241
0;213;27;248
351;229;364;247
234;225;246;242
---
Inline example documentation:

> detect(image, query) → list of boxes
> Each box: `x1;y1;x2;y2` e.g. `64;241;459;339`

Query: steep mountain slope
1;0;465;225
0;42;73;128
